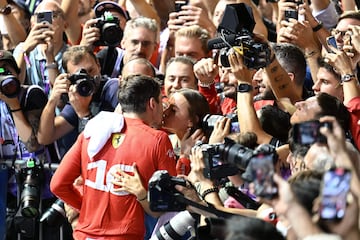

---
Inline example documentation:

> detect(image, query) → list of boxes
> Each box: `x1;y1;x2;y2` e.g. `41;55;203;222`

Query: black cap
0;50;20;74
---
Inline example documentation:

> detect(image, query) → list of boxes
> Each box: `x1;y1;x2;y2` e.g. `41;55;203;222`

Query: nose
172;78;181;89
312;79;321;93
220;71;229;83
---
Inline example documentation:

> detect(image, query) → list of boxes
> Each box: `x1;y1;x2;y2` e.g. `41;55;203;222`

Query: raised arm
61;0;82;45
229;50;273;144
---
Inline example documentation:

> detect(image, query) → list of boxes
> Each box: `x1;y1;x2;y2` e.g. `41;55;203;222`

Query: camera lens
40;199;66;227
0;75;21;98
20;172;41;218
102;23;123;46
76;80;95;97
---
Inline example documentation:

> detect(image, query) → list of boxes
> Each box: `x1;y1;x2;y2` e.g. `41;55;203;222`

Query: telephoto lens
40;199;67;227
20;172;41;218
150;211;196;240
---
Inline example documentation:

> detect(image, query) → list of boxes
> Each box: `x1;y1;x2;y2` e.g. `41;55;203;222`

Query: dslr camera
68;69;97;97
0;67;20;98
94;11;123;47
207;3;271;69
148;170;187;212
202;113;239;137
201;138;278;181
18;158;44;218
201;138;254;180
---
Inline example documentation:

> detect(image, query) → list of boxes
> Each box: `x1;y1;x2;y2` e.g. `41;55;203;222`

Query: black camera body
19;158;43;218
68;69;96;97
201;138;254;180
148;170;187;212
202;113;239;137
94;11;123;47
0;67;21;98
207;3;272;69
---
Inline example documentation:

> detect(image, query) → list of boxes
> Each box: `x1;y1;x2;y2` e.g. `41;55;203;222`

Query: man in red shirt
50;75;177;240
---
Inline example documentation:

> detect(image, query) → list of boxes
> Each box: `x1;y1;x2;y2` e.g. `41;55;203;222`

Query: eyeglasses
129;39;155;48
331;29;347;37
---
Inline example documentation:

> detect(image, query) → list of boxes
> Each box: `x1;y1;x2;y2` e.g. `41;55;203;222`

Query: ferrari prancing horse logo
112;133;125;148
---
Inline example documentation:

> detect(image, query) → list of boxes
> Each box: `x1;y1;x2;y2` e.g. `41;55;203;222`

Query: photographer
0;50;69;239
37;45;119;154
14;0;68;91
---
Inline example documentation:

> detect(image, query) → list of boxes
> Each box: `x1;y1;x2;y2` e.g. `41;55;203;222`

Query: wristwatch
0;5;11;15
237;83;253;93
341;74;356;82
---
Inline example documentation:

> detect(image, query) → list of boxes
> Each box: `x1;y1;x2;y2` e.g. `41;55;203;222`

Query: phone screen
293;120;322;145
327;36;338;49
175;0;188;12
284;9;298;21
320;168;351;220
36;11;53;24
249;153;277;199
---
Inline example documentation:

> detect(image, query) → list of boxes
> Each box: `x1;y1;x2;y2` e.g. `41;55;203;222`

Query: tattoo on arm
23;109;41;151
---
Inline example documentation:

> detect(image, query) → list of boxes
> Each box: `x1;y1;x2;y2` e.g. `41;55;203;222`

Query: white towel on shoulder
83;111;124;158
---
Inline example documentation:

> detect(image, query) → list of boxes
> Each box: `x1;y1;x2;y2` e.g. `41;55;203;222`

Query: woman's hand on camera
208;117;231;144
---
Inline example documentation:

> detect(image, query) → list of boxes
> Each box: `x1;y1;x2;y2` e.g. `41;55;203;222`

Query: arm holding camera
80;19;101;49
37;74;75;145
229;49;273;145
0;87;45;152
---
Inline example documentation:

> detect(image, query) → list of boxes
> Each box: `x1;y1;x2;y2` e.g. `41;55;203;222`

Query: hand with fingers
208;117;231;144
193;57;219;86
180;128;206;159
111;163;147;201
80;18;101;47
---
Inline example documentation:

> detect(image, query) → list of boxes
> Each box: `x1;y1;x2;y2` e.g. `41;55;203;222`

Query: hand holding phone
175;0;188;12
284;9;298;21
292;120;332;145
320;168;351;221
248;153;278;199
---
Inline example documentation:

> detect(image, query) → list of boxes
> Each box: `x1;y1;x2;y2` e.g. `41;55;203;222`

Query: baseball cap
94;1;130;20
0;50;20;74
8;0;31;17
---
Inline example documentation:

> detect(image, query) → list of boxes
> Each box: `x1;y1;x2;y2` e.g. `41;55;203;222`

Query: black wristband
201;187;219;199
10;108;22;113
312;21;323;32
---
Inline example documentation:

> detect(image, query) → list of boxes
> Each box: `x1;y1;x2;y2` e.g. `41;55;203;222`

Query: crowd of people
0;0;360;239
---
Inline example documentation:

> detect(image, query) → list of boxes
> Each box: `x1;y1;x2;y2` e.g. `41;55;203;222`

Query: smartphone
175;0;188;12
36;11;53;24
292;120;332;145
248;153;278;199
320;168;351;221
284;9;298;21
327;36;338;49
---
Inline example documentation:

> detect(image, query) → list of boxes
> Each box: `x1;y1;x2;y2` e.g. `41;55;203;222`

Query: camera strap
174;194;233;219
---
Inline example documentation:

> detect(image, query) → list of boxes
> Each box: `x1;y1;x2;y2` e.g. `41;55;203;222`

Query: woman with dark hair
162;88;210;174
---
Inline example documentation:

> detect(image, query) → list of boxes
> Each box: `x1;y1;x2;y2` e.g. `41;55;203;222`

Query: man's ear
149;97;157;111
288;72;295;82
